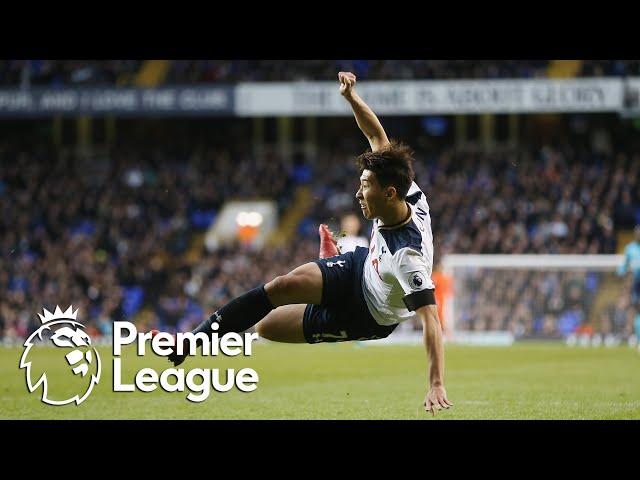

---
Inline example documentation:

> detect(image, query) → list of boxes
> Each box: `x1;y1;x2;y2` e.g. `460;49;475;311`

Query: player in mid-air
617;225;640;345
162;72;452;414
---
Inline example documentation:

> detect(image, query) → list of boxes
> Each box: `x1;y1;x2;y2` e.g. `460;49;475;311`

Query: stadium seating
1;128;638;341
3;60;640;87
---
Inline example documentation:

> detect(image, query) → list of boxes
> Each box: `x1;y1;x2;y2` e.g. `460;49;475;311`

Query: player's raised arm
338;71;390;152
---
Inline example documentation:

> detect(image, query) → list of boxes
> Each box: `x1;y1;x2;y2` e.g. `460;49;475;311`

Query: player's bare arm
339;71;390;152
416;304;453;416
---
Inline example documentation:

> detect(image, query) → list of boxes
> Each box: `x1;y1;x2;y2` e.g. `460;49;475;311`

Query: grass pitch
2;342;639;420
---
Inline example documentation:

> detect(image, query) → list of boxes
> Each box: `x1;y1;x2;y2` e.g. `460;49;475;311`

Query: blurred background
1;60;639;347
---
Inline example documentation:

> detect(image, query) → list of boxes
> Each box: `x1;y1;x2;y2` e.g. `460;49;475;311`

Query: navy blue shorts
303;246;399;344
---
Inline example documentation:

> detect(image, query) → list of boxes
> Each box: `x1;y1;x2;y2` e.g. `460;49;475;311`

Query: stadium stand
2;116;639;341
3;60;640;87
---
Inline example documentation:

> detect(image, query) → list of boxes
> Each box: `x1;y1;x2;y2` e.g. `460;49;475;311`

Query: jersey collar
377;202;412;230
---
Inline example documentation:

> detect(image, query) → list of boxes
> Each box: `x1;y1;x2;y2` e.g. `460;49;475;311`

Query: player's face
356;170;386;220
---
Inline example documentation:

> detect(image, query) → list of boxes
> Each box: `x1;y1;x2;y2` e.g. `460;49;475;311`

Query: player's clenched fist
338;71;357;97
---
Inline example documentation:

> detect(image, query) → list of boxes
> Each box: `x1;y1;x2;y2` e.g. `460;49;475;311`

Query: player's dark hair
356;141;415;200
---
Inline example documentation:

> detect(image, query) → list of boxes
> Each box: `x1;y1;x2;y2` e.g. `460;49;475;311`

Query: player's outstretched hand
338;71;356;98
424;386;453;417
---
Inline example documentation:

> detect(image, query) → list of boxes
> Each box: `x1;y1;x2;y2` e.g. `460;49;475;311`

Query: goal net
439;254;630;346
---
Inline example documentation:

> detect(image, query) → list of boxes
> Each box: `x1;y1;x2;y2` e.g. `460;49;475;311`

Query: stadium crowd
0;60;142;87
3;60;640;87
166;60;640;83
454;269;636;341
1;129;639;343
305;142;638;258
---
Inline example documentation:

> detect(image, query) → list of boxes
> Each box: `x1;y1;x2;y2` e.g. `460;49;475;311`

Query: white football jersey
362;181;435;326
337;235;369;254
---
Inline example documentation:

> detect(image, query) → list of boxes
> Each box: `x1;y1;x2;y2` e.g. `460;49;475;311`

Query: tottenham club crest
408;272;426;290
19;306;101;406
326;260;346;268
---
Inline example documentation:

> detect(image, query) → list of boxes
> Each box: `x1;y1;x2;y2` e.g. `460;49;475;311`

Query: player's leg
255;305;308;343
254;224;340;342
167;262;322;365
264;262;323;306
255;302;398;345
193;261;321;337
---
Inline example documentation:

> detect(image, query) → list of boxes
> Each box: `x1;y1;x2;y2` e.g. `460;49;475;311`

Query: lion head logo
408;272;426;290
19;306;101;406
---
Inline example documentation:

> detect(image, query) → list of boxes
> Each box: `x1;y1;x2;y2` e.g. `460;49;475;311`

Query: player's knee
256;319;288;341
255;321;270;340
266;273;302;297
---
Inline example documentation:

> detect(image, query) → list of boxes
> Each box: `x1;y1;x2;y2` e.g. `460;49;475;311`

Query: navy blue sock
191;284;275;337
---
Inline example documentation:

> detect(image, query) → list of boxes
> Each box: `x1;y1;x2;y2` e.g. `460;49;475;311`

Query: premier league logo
409;272;425;290
19;306;101;406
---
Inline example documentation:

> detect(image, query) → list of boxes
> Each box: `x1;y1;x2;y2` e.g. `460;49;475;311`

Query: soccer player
164;71;452;415
617;225;640;344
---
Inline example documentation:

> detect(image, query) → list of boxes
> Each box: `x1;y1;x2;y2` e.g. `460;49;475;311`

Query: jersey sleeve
392;247;436;311
406;181;430;211
405;181;422;203
407;181;422;195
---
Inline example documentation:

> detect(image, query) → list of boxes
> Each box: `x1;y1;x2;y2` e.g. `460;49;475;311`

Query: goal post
440;254;626;345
